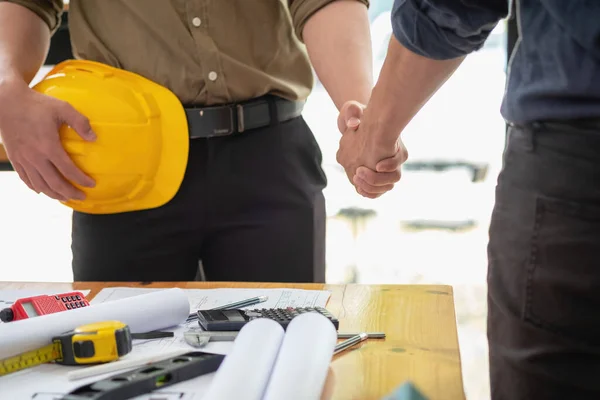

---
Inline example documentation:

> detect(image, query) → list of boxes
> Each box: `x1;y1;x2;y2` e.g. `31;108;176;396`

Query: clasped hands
335;101;408;199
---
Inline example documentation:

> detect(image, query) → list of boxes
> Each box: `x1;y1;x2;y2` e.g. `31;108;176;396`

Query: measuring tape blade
0;342;61;376
0;321;134;377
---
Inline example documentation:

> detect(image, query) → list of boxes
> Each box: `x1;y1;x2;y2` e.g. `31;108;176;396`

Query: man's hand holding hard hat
0;71;96;202
0;60;190;215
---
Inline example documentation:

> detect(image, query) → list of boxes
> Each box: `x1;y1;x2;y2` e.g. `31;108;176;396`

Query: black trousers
488;120;600;399
71;116;327;283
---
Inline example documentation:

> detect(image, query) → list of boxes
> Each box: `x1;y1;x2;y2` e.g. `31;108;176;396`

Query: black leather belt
184;95;304;139
510;118;600;132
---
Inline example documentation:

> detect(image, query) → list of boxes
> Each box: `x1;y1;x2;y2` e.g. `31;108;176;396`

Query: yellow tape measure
0;320;133;376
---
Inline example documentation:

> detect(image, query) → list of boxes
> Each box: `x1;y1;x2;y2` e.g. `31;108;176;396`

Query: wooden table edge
0;281;455;301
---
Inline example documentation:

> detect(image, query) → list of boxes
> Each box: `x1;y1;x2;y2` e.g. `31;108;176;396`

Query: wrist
0;69;27;91
335;83;373;112
352;81;374;107
0;71;28;126
362;114;400;151
361;85;405;149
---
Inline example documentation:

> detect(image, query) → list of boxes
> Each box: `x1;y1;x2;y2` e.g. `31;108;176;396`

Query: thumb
337;100;365;134
376;151;404;173
58;101;97;141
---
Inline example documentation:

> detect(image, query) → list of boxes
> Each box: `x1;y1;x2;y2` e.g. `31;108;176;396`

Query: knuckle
54;154;75;171
363;169;375;181
52;102;71;120
57;99;74;112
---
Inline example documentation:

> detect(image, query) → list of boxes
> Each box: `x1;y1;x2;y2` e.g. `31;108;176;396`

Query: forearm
364;36;464;148
0;2;51;85
303;1;373;109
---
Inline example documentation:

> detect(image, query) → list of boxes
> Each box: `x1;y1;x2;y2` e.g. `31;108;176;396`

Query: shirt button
192;17;201;27
208;71;218;81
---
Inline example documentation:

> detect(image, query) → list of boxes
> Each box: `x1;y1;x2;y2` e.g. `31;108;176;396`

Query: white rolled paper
262;312;338;400
202;318;285;400
0;288;190;359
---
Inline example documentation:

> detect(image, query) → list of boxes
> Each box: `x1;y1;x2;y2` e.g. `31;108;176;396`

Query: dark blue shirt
391;0;600;125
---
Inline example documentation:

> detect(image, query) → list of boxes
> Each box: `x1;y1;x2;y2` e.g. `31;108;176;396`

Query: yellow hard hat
32;60;189;214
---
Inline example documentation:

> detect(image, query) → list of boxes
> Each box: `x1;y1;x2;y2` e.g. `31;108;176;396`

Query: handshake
334;100;408;199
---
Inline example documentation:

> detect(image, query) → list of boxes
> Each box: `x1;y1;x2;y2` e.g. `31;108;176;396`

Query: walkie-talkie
0;291;90;322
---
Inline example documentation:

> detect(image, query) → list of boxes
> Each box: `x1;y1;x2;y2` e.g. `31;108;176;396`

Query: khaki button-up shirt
4;0;369;106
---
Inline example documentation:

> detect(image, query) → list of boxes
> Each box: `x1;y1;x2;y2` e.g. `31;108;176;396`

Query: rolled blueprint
262;312;338;400
202;318;285;400
0;288;189;359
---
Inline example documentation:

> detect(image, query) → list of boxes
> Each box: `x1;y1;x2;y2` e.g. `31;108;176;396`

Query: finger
344;101;365;121
337;101;365;134
376;150;408;173
12;161;35;192
28;155;86;201
346;119;360;132
344;102;364;129
57;101;97;141
356;186;381;199
50;146;96;188
40;159;87;201
353;175;394;194
355;166;401;186
26;167;67;201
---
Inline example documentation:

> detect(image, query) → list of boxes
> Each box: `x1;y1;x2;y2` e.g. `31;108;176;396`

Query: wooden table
0;281;465;400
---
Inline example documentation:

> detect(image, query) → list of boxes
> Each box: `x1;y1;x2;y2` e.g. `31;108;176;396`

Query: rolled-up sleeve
0;0;64;35
391;0;509;60
288;0;370;42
